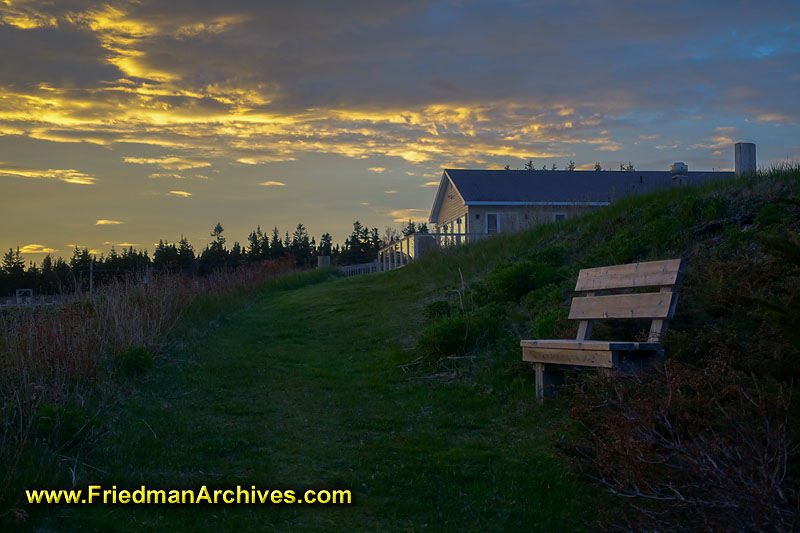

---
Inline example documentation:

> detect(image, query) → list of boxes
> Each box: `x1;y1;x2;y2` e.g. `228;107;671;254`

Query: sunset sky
1;0;799;261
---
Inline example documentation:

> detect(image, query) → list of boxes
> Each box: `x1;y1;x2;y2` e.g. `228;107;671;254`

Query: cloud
19;244;56;254
421;181;439;187
383;189;398;194
96;219;123;225
389;208;428;223
148;172;184;179
368;167;387;173
0;166;96;184
258;180;286;186
168;190;192;197
124;156;211;170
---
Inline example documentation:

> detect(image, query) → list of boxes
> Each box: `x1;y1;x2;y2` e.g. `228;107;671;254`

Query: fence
0;293;63;310
378;232;490;271
338;261;380;277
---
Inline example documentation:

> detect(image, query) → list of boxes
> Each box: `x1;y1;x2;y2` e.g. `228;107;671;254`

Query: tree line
0;219;428;296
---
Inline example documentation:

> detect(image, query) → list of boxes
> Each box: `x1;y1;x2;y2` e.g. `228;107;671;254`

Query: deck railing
377;232;491;271
338;261;380;277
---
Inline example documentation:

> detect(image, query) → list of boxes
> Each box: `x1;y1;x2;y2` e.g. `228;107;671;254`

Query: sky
1;0;799;261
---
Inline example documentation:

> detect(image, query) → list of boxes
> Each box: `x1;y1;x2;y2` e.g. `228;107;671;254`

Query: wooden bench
520;258;685;402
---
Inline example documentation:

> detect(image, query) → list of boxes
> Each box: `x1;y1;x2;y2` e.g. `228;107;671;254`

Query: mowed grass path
41;271;595;531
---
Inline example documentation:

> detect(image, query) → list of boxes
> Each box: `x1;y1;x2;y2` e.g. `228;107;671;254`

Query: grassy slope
37;271;593;531
32;168;800;531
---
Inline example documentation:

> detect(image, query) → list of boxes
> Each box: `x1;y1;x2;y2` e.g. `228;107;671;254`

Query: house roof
429;169;733;223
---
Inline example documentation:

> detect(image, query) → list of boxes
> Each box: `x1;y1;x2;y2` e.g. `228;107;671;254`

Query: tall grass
0;258;297;514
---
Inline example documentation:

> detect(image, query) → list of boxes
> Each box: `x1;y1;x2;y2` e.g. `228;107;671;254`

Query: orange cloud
0;166;96;184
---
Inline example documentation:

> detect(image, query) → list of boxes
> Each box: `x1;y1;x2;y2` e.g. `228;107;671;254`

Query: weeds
0;258;296;513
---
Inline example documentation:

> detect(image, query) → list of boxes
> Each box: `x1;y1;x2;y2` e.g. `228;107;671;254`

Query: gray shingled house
428;168;732;236
377;142;754;270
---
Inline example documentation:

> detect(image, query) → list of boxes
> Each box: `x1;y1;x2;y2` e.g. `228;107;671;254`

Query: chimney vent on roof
735;142;756;176
670;162;688;176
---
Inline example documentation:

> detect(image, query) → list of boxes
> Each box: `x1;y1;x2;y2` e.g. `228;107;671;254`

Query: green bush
483;261;565;303
531;307;569;339
118;345;154;375
35;402;89;449
755;203;790;228
424;300;452;321
523;244;568;266
417;304;507;362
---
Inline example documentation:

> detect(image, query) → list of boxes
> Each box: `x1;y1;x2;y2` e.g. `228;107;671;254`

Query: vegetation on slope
8;165;800;531
408;165;800;530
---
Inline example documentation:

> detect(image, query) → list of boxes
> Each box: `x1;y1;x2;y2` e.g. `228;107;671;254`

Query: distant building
378;142;753;270
428;167;732;236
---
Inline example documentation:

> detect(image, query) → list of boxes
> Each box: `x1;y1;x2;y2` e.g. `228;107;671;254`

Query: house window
486;213;499;234
553;213;566;222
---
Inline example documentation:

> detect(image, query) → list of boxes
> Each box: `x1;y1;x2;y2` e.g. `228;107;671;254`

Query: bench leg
534;363;566;402
534;363;544;403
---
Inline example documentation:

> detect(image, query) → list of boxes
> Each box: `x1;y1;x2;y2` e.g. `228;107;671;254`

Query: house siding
435;180;468;230
466;204;599;233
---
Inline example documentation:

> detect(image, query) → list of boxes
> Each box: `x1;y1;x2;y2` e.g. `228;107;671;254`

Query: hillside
25;166;800;531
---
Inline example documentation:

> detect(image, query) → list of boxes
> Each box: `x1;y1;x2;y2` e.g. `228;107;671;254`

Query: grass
31;271;595;531
14;164;800;530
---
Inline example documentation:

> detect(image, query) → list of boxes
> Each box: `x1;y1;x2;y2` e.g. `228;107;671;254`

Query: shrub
483;261;565;303
530;307;568;339
417;304;507;363
423;300;451;321
117;345;153;376
567;358;798;531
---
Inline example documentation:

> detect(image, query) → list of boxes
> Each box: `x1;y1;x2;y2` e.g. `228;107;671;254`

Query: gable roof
429;169;733;223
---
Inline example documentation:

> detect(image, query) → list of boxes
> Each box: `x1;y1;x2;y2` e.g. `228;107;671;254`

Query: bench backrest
569;259;685;343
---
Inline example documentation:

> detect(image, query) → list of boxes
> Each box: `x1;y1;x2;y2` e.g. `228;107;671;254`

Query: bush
423;300;451;321
117;345;153;375
567;358;798;531
417;304;507;363
483;260;565;303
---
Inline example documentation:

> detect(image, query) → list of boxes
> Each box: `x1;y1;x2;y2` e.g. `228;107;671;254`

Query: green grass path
43;272;594;531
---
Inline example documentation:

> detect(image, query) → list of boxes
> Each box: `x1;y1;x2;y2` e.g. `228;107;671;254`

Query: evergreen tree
402;220;416;237
247;225;264;260
567;160;576;171
1;247;25;276
209;222;226;252
177;235;195;273
524;160;534;170
594;162;602;171
269;227;284;259
318;233;333;256
290;223;313;267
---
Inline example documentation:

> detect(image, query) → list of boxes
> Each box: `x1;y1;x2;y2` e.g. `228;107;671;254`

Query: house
428;167;733;236
377;142;753;270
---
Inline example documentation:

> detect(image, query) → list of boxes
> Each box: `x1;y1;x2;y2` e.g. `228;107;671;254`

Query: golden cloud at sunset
18;244;57;254
96;220;124;225
0;166;97;185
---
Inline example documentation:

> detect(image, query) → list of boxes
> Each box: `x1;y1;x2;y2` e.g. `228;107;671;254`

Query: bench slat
568;291;677;320
575;258;684;291
522;347;613;368
521;339;636;350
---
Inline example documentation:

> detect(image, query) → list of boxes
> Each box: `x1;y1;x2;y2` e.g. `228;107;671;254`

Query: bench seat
520;258;684;401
